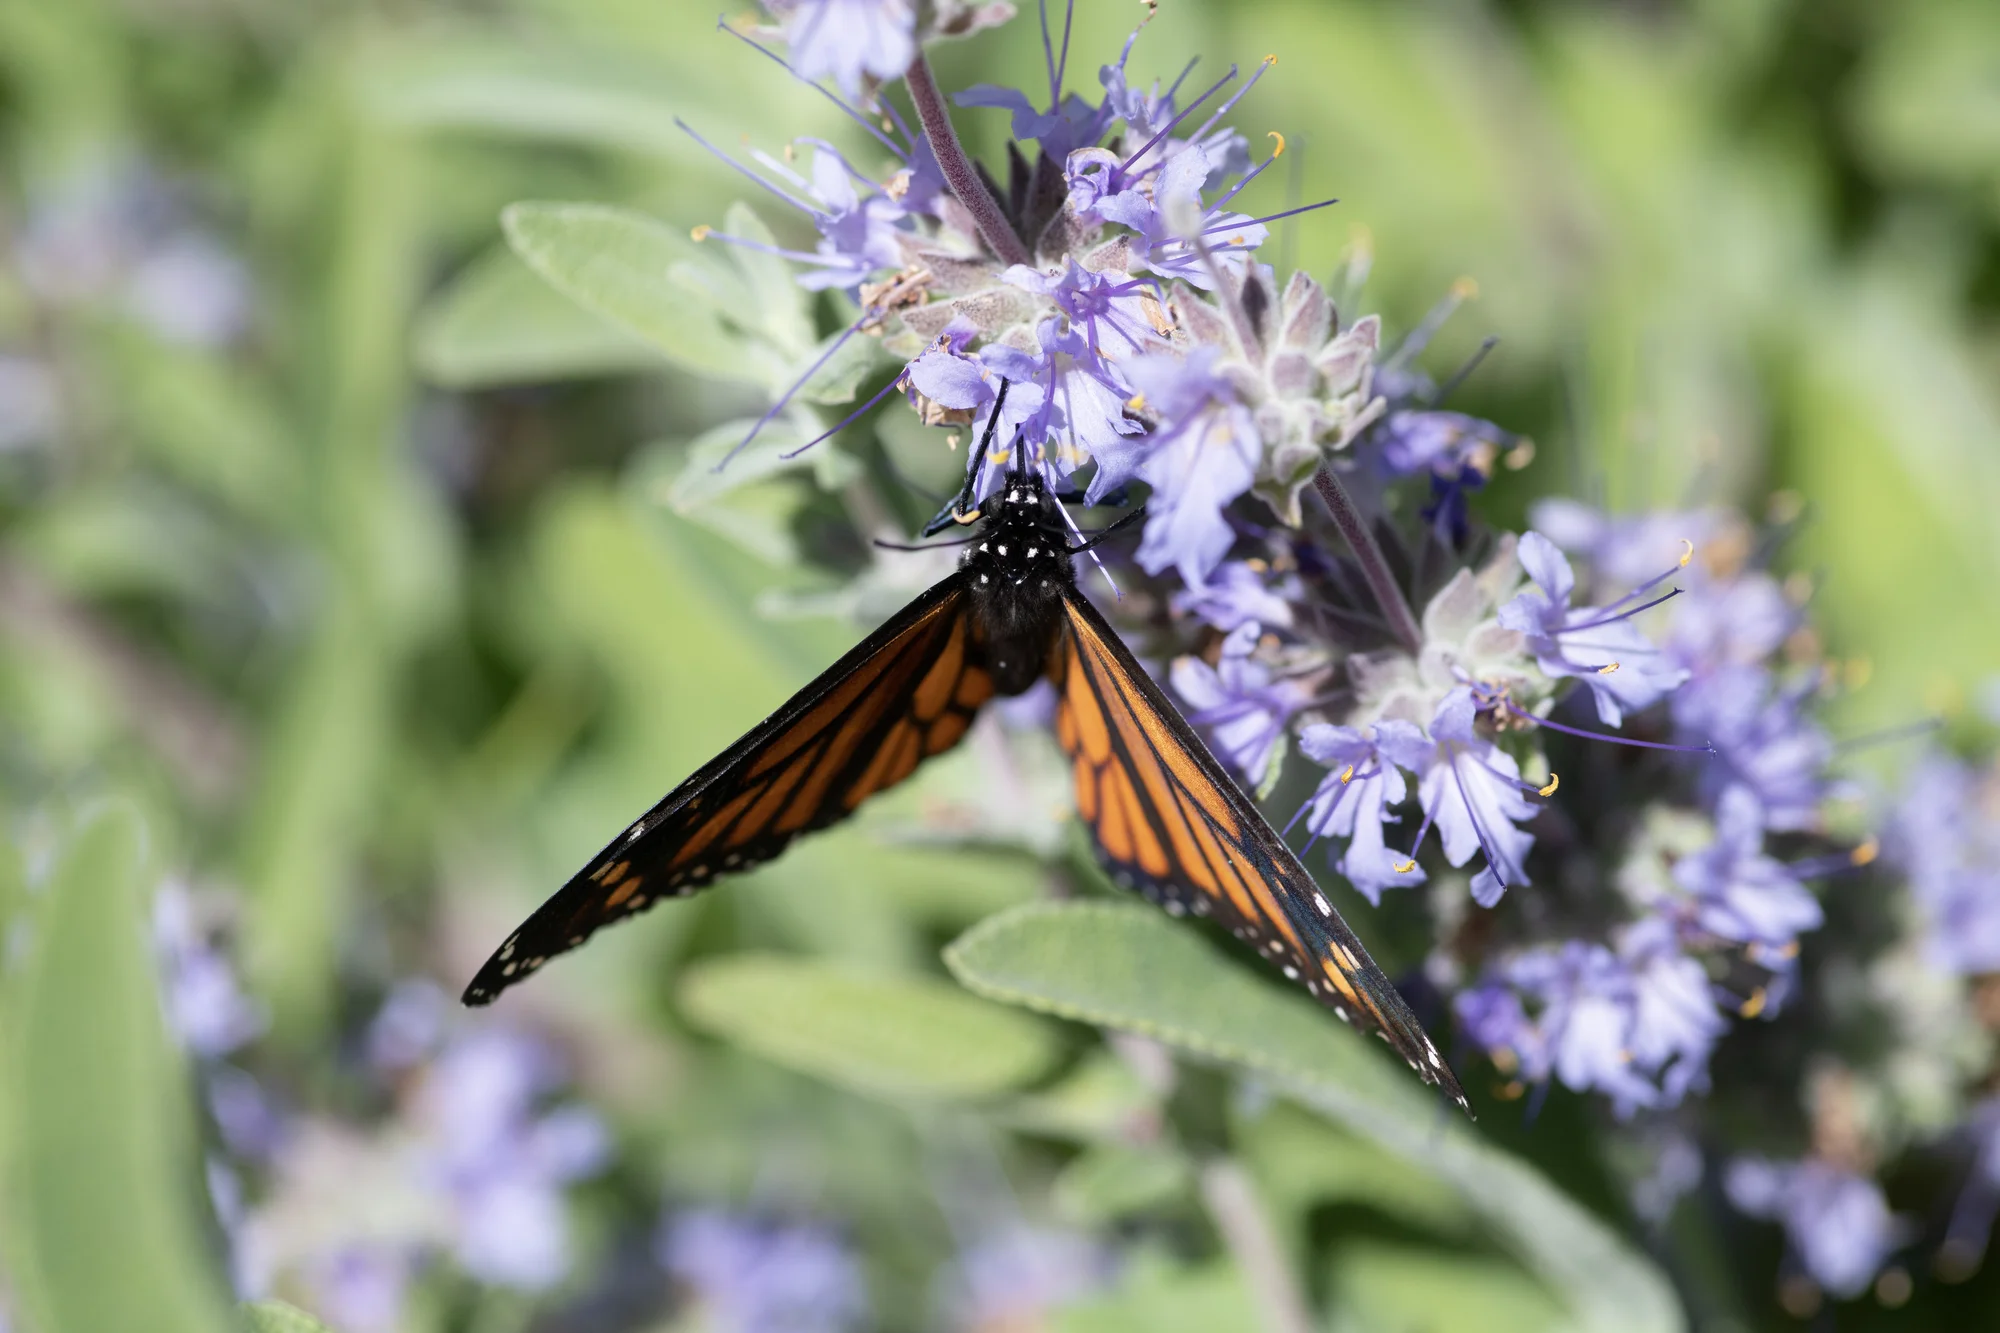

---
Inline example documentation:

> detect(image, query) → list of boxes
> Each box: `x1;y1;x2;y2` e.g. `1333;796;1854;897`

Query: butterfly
462;401;1469;1113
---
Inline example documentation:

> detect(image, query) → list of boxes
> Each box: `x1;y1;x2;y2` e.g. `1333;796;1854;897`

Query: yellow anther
946;432;961;452
1538;773;1560;797
1126;392;1147;411
690;224;713;242
1394;860;1417;874
1339;764;1355;785
1597;662;1621;675
1451;276;1480;300
1740;987;1767;1019
1851;837;1880;867
1496;1079;1525;1101
989;446;1012;465
1679;538;1694;568
1268;131;1286;158
951;507;982;525
1262;54;1278;66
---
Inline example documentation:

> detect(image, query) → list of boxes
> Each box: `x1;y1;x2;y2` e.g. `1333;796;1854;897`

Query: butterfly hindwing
463;574;993;1004
1054;587;1468;1111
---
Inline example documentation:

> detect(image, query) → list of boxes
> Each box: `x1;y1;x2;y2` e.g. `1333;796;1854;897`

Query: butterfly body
957;479;1076;695
462;463;1468;1114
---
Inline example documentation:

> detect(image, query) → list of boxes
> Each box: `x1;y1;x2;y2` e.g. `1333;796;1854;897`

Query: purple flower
152;883;264;1059
1004;259;1165;361
366;978;449;1071
940;1225;1113;1330
1297;720;1428;903
1887;753;2000;975
1725;1157;1904;1298
1616;917;1725;1104
302;1246;412;1333
1664;571;1797;674
1675;667;1831;831
1669;785;1824;950
1400;688;1539;907
1170;559;1299;632
415;1027;609;1288
1171;622;1313;782
1114;347;1259;585
1500;532;1687;726
793;143;909;290
768;0;916;98
1458;921;1723;1115
1374;409;1509;478
1505;942;1662;1115
659;1209;869;1333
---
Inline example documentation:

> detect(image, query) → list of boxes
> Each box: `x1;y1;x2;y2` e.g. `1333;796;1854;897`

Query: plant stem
1199;1159;1314;1333
1312;464;1423;653
903;52;1034;268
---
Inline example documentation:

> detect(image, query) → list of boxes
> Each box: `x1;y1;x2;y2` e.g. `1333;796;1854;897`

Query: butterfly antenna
921;382;1010;537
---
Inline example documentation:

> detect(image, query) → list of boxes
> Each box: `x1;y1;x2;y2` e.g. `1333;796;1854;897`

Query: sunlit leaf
3;805;236;1333
945;902;1683;1333
414;242;657;387
242;1301;337;1333
1326;1241;1567;1333
502;202;759;383
679;953;1062;1102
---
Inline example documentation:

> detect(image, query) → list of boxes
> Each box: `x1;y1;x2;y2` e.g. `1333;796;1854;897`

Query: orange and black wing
464;574;993;1005
1054;587;1469;1113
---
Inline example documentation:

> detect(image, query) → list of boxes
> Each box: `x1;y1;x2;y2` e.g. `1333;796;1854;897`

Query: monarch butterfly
462;407;1469;1113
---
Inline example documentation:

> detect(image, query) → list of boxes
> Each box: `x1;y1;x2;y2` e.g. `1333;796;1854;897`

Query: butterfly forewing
463;575;992;1004
1054;587;1469;1112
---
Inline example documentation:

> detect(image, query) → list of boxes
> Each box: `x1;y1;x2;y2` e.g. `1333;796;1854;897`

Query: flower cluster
150;902;610;1331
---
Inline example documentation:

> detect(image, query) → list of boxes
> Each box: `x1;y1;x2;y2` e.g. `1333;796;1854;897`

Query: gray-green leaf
944;902;1683;1333
414;242;658;387
3;805;237;1333
679;953;1062;1102
501;202;758;383
242;1300;337;1333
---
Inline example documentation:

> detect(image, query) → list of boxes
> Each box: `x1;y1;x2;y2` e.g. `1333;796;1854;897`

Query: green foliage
946;902;1683;1333
242;1302;336;1333
678;952;1063;1102
2;806;235;1333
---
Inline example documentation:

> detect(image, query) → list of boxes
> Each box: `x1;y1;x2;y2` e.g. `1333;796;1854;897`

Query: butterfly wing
1054;587;1469;1112
464;574;993;1005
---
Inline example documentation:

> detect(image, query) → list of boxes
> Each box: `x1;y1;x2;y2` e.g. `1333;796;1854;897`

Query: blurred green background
2;0;1997;1330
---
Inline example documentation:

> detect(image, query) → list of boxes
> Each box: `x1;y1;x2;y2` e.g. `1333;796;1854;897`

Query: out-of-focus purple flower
659;1209;869;1333
767;0;916;98
1675;667;1831;831
367;979;449;1072
1500;532;1687;727
1616;918;1725;1104
208;1065;289;1162
1632;1132;1705;1225
1669;785;1824;949
940;1224;1114;1331
1113;347;1259;585
1374;409;1509;479
303;1247;412;1333
153;883;265;1059
1529;501;1733;592
1455;979;1548;1082
1507;942;1662;1116
1171;622;1313;782
0;355;60;452
1888;753;2000;975
1725;1157;1904;1298
1459;921;1724;1115
1664;572;1796;674
415;1027;610;1288
1399;689;1539;907
1297;720;1427;903
1170;559;1298;632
